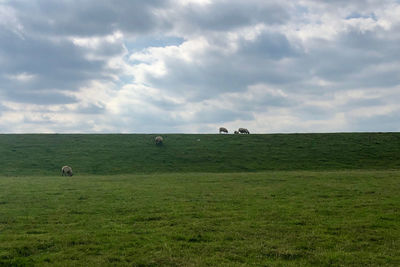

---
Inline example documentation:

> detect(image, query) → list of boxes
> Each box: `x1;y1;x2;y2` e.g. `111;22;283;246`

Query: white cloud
71;31;124;49
5;72;36;82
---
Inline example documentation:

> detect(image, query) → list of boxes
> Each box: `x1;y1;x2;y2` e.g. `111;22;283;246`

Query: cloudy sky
1;0;400;133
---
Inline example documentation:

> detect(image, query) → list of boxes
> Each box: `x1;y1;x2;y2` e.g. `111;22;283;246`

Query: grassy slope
1;133;400;176
0;171;399;266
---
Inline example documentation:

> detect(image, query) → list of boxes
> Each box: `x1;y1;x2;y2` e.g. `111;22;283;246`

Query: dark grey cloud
8;0;171;37
0;31;106;83
0;29;119;104
238;32;300;60
346;12;377;20
344;97;387;108
303;0;387;10
5;90;77;105
176;0;289;32
304;27;400;89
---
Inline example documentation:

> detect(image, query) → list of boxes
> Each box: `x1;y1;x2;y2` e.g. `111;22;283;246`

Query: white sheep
61;166;73;176
155;136;164;145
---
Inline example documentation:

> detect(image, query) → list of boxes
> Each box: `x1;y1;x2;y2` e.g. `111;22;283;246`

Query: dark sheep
238;128;250;134
219;127;228;134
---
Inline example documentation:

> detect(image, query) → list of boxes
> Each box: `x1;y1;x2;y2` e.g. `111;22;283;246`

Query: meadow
0;133;399;266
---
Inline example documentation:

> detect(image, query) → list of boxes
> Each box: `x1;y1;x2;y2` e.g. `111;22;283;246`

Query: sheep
238;128;250;134
61;165;73;176
155;136;163;145
219;127;228;134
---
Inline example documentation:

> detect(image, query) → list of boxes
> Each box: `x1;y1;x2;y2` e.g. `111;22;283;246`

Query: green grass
0;171;399;266
1;133;400;265
1;133;400;176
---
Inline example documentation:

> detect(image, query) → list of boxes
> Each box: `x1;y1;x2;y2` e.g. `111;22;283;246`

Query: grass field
1;171;399;266
0;133;400;266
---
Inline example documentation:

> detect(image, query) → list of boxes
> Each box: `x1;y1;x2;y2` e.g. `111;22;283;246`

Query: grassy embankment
1;133;400;176
0;133;399;266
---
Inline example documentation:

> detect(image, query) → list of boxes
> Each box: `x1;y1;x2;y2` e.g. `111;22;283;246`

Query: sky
1;0;400;133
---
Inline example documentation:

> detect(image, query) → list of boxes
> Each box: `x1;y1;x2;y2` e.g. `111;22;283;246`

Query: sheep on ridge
238;128;250;134
219;127;228;134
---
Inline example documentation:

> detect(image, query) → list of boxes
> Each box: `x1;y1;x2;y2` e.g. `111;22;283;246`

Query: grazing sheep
155;136;163;145
238;128;250;134
219;127;228;134
234;130;239;134
61;166;73;176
